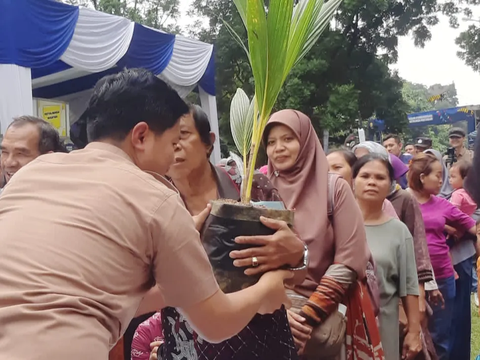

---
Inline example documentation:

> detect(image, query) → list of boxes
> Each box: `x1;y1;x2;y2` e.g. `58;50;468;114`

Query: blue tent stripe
32;67;120;99
5;1;214;99
34;23;176;98
32;60;72;80
0;0;79;67
116;23;175;75
199;48;216;96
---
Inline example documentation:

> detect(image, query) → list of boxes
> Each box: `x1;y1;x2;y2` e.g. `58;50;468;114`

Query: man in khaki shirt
443;127;474;168
0;69;292;360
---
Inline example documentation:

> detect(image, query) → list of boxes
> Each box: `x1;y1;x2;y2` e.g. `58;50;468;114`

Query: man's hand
287;309;312;355
192;204;211;232
230;216;304;276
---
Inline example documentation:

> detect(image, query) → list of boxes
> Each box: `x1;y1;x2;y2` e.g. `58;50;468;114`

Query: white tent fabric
0;65;33;133
60;8;135;72
161;35;214;87
1;0;219;162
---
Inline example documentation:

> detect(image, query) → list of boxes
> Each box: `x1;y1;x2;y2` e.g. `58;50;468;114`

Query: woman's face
354;160;391;203
266;124;300;172
421;160;443;195
167;112;211;179
327;152;353;186
354;147;370;159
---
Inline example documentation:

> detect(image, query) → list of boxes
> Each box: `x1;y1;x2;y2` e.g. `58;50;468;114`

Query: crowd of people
0;68;479;360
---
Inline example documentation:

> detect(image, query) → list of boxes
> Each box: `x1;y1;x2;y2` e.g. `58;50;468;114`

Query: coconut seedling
229;0;343;203
202;0;344;293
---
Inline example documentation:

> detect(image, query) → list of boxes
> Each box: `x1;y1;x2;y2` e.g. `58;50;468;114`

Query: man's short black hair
383;134;401;144
8;116;65;154
86;68;189;141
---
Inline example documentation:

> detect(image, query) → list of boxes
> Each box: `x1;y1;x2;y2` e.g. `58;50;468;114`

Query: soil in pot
200;199;294;293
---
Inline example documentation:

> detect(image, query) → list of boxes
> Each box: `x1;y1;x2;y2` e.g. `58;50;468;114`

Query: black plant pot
200;200;294;293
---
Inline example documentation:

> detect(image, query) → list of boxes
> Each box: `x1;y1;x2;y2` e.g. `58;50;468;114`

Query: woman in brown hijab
262;110;383;360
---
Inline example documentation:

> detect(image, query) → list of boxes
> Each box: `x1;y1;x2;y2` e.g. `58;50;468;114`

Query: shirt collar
85;142;178;194
457;147;467;157
85;142;133;162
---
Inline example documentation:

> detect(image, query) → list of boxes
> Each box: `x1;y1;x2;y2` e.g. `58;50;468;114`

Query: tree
402;81;459;113
427;83;459;109
188;0;442;150
456;24;480;72
402;81;458;150
402;82;432;113
63;0;182;33
275;29;410;136
433;0;480;72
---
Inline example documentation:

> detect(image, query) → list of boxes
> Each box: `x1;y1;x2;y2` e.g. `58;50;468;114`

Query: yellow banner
41;105;64;135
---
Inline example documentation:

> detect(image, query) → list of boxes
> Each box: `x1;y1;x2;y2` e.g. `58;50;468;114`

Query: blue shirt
399;153;412;165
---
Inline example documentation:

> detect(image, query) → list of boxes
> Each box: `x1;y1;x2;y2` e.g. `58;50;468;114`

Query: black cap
448;127;466;138
415;137;432;148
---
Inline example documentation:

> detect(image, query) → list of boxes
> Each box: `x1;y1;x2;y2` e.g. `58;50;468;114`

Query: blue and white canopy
0;0;220;161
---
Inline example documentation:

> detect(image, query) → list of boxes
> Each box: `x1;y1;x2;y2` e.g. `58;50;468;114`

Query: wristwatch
289;243;309;271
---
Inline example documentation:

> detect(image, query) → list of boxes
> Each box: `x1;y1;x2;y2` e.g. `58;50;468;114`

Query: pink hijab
264;110;329;251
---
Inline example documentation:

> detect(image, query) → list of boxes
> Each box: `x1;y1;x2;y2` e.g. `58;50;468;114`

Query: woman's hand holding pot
230;216;304;276
192;204;211;232
257;269;293;314
149;341;163;360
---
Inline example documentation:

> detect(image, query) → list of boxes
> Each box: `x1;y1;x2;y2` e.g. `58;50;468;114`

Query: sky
178;0;480;106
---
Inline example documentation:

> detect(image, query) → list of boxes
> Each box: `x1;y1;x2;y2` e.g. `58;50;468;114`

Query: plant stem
242;142;255;203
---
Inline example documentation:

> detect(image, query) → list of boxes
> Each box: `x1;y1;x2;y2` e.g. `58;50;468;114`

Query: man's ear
130;122;150;150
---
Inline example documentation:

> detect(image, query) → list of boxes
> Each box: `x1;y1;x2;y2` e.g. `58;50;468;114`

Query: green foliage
427;125;451;154
457;24;480;72
230;0;341;202
188;0;443;152
436;1;480;72
402;82;433;113
403;81;459;152
276;29;410;136
313;84;359;134
402;81;459;114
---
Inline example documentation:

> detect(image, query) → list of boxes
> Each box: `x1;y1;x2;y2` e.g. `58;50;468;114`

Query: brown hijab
265;110;329;243
264;110;369;294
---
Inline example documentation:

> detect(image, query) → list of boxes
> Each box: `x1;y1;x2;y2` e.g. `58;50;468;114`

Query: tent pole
0;64;33;135
199;87;221;165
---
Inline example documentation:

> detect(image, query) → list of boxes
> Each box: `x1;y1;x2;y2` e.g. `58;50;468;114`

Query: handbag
327;174;380;317
286;289;347;359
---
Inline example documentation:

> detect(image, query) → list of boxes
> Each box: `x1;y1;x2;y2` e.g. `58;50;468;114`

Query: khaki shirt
0;142;218;360
443;147;474;168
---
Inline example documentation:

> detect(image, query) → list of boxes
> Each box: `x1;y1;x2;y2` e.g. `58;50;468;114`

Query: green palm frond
230;0;343;202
